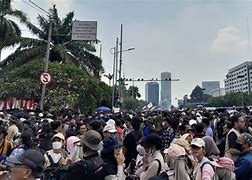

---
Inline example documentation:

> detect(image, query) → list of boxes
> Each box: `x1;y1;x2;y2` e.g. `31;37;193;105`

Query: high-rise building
145;82;159;106
224;61;252;94
161;72;171;108
202;81;220;95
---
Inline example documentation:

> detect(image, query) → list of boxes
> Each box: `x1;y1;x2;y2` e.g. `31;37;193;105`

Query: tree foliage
0;5;103;78
122;97;148;111
125;86;141;99
0;60;111;114
208;92;252;107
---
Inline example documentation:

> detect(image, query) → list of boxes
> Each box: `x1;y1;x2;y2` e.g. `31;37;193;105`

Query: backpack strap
200;161;214;173
46;152;59;167
155;159;162;175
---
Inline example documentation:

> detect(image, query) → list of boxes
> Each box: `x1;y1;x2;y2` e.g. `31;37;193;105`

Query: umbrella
96;106;111;112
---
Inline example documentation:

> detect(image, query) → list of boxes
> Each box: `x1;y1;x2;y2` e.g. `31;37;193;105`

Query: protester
235;132;252;180
63;130;105;180
136;133;165;180
5;149;45;180
225;114;245;162
6;119;19;142
202;118;213;138
10;131;33;159
101;137;125;180
190;138;215;180
123;116;142;168
160;118;174;151
0;126;12;157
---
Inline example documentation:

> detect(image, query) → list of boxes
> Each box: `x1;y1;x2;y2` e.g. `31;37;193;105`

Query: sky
3;0;252;105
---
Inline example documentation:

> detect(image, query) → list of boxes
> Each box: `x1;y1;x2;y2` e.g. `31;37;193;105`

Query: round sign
40;72;52;85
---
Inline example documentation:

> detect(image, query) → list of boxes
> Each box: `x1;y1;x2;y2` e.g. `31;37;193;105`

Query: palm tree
126;86;141;99
0;0;29;61
0;5;104;78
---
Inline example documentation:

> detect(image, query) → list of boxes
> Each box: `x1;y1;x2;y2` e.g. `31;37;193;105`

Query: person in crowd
103;124;117;140
143;118;154;137
10;131;33;159
63;130;106;180
101;137;125;180
190;138;215;180
193;123;205;138
160;118;175;151
235;132;252;180
218;121;233;157
44;132;67;168
123;116;132;136
6;119;19;142
66;136;80;156
38;120;61;151
202;136;220;159
76;123;87;138
4;149;45;180
202;118;213;138
164;139;192;180
0;126;12;157
225;114;245;162
136;133;165;180
123;116;143;168
66;119;77;138
22;121;35;137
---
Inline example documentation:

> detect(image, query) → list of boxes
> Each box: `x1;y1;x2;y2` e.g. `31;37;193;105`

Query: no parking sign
40;72;52;85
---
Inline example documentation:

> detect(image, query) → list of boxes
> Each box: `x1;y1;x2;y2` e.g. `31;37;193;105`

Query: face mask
52;141;62;150
136;144;146;156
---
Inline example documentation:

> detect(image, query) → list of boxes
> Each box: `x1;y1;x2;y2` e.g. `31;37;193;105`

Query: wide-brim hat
101;137;122;153
81;130;102;151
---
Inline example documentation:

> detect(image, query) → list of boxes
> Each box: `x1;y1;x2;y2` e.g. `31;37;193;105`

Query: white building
211;88;225;97
160;72;171;108
224;61;252;94
202;81;220;95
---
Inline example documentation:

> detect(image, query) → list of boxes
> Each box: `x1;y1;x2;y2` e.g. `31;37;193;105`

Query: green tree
125;86;141;99
190;85;204;102
0;5;103;78
0;59;111;114
122;97;148;111
0;0;29;60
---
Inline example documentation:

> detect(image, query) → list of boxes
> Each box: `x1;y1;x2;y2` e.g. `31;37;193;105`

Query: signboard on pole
71;21;97;41
40;72;52;85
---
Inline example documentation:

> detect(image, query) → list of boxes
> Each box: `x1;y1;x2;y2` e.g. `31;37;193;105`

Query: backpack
42;152;61;180
154;159;175;180
61;155;106;180
200;160;235;180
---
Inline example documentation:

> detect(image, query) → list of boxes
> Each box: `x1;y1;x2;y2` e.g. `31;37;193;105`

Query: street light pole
40;17;52;111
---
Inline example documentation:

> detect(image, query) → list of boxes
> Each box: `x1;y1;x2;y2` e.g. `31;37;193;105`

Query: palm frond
0;47;46;69
7;10;28;23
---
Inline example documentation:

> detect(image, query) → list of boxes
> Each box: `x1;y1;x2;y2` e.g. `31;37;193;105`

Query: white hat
28;112;35;116
191;138;205;148
38;113;44;118
20;118;26;123
103;124;117;133
189;119;197;126
106;119;115;125
0;112;4;115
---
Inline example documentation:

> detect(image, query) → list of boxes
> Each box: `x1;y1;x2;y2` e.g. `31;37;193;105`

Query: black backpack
42;152;61;180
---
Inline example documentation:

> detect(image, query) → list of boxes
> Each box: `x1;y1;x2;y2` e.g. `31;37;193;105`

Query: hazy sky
3;0;252;105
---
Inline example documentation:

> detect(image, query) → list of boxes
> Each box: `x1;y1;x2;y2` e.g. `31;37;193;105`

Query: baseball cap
103;124;117;133
6;149;45;172
102;137;122;153
239;133;252;146
190;138;205;148
81;130;102;151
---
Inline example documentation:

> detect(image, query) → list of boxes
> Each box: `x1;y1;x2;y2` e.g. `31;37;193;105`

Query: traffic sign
40;72;52;85
71;21;97;41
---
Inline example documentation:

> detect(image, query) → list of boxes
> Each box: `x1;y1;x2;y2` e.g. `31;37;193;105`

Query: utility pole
40;19;52;111
119;24;123;80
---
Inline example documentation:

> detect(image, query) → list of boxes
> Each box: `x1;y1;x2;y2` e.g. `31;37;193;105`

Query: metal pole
112;47;116;108
119;24;123;80
40;19;52;111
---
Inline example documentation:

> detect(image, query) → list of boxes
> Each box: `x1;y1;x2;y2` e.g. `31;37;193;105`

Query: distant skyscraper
145;82;159;106
161;72;171;108
202;81;220;95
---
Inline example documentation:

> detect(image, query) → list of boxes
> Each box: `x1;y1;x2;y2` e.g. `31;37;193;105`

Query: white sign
40;72;52;85
72;21;97;41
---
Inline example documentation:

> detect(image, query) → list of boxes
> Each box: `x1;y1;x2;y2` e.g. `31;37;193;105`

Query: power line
21;0;48;15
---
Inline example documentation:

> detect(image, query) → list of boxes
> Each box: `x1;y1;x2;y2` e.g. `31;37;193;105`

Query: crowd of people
0;108;251;179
